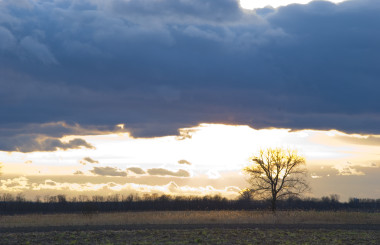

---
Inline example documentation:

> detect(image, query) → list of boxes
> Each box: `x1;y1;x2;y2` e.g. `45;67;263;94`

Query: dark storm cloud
0;135;94;152
90;167;127;177
0;122;124;152
147;168;190;177
111;0;241;21
1;0;380;145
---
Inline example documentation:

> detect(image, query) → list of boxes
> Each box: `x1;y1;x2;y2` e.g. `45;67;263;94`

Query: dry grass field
1;210;380;228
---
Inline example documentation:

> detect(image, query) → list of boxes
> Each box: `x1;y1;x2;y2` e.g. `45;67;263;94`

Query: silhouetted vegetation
244;148;309;211
0;192;379;215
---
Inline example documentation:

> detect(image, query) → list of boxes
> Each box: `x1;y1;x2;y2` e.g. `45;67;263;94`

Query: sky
1;0;380;201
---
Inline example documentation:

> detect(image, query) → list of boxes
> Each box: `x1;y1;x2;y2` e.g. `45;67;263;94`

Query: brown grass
1;210;379;228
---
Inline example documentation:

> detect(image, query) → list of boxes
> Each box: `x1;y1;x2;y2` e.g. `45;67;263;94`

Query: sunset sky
1;0;380;201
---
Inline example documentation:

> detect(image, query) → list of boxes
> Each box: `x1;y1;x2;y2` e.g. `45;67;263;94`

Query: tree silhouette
244;148;309;211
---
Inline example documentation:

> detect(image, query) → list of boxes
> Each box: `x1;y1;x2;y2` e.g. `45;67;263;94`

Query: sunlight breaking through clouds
1;123;380;201
0;0;380;204
3;124;380;177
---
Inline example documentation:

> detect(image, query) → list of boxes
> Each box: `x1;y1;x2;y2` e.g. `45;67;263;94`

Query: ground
1;211;379;244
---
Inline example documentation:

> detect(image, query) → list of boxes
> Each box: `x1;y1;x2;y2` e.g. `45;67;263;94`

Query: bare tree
243;148;309;211
238;188;253;202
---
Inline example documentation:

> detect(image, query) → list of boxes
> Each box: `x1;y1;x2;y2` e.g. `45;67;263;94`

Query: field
1;211;379;244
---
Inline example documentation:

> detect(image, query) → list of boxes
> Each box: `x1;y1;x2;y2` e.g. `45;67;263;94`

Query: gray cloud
0;122;123;138
308;164;380;200
147;168;190;177
309;166;340;178
90;167;127;177
0;122;124;152
73;170;84;175
0;26;16;50
80;157;99;165
45;180;56;186
0;0;380;142
175;128;199;140
20;36;58;64
1;136;94;153
178;160;192;165
111;0;241;22
127;167;146;175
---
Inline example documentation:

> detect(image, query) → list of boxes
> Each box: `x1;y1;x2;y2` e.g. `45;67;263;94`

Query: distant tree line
0;192;379;215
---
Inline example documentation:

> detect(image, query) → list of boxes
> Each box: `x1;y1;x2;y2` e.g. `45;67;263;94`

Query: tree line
0;192;379;215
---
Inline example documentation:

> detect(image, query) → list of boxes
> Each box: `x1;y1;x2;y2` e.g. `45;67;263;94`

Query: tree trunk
271;195;277;212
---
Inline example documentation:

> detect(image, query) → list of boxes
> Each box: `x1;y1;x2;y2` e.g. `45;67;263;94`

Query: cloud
80;157;99;165
20;36;58;64
0;26;16;50
147;168;190;177
90;167;127;177
178;160;192;165
0;122;124;152
44;180;57;186
176;128;199;140
2;136;95;153
0;0;380;141
111;0;241;22
334;162;366;176
127;167;146;175
308;163;372;178
207;170;221;179
73;170;84;175
311;175;322;179
308;164;380;200
0;177;29;191
0;175;241;200
336;135;380;146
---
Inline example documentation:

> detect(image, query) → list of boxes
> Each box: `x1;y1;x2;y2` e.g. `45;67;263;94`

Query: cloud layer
90;167;127;177
1;0;380;148
147;168;190;177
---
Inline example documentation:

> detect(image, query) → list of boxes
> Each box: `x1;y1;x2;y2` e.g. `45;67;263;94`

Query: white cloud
0;176;241;199
239;0;348;9
0;177;29;191
207;170;221;179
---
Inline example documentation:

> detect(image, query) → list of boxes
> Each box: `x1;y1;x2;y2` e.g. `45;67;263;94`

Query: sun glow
239;0;348;10
2;123;380;200
2;123;378;176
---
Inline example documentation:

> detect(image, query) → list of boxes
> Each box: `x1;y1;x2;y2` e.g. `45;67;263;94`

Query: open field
1;210;380;228
1;228;379;245
1;211;379;244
